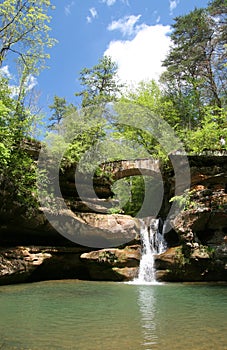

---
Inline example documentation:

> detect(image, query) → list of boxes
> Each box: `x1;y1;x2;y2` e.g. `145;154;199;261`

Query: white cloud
10;74;38;98
0;65;12;78
101;0;129;6
10;85;20;98
86;7;98;23
107;15;144;36
101;0;116;5
25;75;37;92
0;66;37;97
90;7;98;18
64;1;75;16
104;24;171;84
169;0;180;14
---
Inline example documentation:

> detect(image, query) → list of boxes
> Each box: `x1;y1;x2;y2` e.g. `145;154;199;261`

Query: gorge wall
0;153;226;284
157;154;227;281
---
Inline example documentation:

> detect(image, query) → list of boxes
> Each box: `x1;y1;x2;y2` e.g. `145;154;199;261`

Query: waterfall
134;218;166;285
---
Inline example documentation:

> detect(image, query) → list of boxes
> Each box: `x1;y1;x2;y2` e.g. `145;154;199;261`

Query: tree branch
0;0;29;34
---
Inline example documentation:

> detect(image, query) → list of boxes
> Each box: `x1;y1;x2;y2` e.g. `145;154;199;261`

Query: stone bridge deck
100;158;160;180
100;151;227;180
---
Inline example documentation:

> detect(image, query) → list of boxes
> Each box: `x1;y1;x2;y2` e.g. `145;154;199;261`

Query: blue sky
1;0;210;116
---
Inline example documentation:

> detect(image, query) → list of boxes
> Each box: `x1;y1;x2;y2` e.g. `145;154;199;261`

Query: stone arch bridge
99;151;227;180
100;158;160;180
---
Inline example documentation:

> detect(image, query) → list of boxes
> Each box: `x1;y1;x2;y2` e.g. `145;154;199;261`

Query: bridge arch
100;158;160;180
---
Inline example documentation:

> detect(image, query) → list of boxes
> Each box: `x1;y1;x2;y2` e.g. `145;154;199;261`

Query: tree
122;80;180;128
162;3;227;119
113;80;180;158
0;75;38;214
0;0;56;71
75;56;123;108
0;0;56;112
208;0;227;66
183;107;227;152
0;77;15;169
48;95;68;130
0;1;56;214
57;56;124;168
209;0;227;28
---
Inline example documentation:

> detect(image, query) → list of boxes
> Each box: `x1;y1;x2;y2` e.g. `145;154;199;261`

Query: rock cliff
0;153;226;284
0;212;140;285
155;155;227;281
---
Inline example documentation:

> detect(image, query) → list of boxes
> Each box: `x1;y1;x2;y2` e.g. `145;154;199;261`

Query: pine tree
75;56;123;108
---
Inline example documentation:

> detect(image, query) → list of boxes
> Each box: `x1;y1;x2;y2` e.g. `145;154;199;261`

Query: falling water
134;218;166;284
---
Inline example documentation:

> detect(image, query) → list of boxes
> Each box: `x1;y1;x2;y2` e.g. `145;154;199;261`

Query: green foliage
1;0;224;220
160;0;227;153
170;190;197;211
75;55;123;108
161;0;227;130
48;96;68;129
119;176;146;216
175;246;191;266
182;107;227;152
108;206;123;214
48;96;77;131
0;1;56;215
118;81;160;152
0;0;56;73
114;89;182;162
98;251;118;264
111;175;161;217
0;78;38;214
45;106;108;172
175;244;215;267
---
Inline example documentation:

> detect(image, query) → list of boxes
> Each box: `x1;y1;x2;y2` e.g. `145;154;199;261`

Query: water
134;218;166;284
0;280;226;349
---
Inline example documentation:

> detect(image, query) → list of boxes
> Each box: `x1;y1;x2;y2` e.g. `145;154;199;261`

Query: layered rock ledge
0;153;227;284
0;245;141;285
0;211;140;285
155;155;227;282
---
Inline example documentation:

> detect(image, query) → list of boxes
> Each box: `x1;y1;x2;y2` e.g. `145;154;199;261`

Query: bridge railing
169;150;227;156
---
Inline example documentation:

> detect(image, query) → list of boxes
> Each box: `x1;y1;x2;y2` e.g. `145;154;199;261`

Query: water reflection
137;286;158;349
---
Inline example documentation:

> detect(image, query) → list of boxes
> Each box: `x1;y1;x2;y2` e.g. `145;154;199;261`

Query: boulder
80;245;141;281
155;245;227;282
